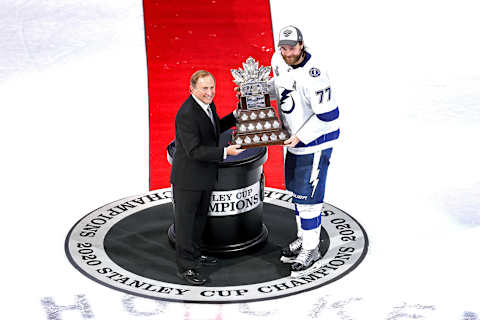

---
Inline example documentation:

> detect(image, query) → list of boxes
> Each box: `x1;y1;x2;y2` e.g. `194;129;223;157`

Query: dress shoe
199;255;218;266
177;268;207;285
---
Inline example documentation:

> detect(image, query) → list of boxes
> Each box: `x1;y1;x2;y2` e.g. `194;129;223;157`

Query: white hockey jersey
269;50;340;155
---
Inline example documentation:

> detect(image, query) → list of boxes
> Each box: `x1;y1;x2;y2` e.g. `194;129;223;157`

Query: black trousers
172;185;212;272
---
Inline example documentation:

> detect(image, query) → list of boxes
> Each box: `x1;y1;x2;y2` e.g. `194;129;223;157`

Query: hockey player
269;26;340;277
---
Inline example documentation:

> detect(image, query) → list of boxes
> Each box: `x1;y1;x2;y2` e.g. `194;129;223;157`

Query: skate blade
280;256;297;264
289;260;323;278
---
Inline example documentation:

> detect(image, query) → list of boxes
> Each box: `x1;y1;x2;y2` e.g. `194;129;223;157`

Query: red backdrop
143;0;285;190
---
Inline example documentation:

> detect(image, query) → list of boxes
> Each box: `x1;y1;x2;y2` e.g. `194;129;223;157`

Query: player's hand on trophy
226;144;245;155
234;87;241;99
284;134;300;147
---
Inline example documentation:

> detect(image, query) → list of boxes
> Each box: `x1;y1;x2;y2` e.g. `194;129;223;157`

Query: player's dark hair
299;41;307;58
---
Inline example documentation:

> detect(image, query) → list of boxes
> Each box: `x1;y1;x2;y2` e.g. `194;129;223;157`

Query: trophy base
238;140;287;149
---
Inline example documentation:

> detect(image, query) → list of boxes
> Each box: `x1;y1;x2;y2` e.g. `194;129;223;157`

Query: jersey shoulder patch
303;53;324;78
309;67;321;77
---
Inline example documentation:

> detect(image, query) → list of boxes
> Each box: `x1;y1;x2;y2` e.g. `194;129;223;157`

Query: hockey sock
297;203;323;250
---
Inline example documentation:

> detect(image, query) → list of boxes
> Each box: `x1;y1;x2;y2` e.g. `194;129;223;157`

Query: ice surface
1;0;479;319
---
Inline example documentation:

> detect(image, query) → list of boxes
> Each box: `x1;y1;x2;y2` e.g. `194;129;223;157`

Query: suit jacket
170;95;236;190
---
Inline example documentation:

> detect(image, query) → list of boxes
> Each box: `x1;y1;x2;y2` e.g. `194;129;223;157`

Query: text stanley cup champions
231;57;289;148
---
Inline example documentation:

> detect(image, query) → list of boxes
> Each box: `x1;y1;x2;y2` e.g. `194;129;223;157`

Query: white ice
1;0;479;319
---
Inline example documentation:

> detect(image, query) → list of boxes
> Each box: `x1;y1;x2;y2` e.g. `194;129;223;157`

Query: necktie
207;106;216;130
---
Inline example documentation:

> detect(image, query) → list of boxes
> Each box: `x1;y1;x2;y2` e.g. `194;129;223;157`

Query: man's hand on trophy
226;144;245;156
284;134;300;147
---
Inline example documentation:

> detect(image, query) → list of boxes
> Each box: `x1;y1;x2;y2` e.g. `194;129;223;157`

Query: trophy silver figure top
231;57;271;97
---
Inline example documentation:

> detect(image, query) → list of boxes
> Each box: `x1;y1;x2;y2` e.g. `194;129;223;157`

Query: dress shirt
191;94;228;159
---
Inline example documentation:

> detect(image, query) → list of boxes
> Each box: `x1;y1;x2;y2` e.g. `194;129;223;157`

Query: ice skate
280;237;302;263
289;246;322;278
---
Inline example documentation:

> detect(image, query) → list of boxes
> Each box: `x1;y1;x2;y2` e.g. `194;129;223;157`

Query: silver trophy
231;57;289;148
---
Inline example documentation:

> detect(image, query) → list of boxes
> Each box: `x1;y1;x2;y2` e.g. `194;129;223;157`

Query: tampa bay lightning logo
280;88;295;114
309;67;321;77
283;29;293;37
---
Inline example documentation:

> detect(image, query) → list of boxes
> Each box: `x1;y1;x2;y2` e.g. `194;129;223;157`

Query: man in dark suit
170;70;244;285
